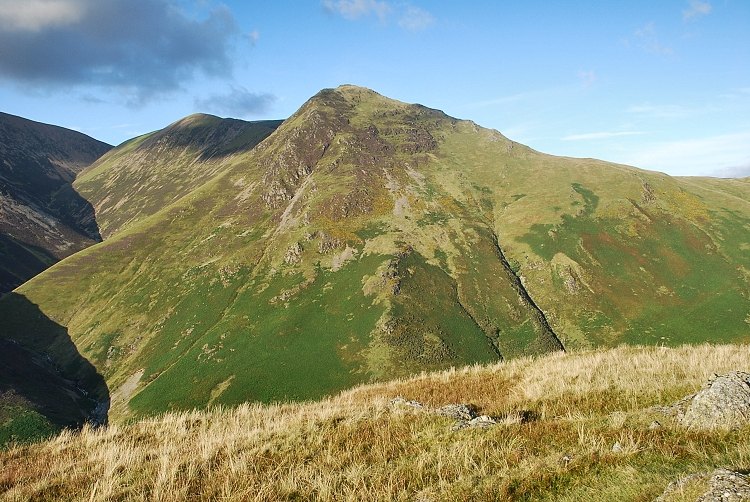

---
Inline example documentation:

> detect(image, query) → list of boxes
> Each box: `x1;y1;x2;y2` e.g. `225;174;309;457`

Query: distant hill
0;112;112;294
0;86;747;439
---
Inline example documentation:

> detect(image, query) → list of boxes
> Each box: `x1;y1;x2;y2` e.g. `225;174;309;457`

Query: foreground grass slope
2;344;749;501
0;86;747;432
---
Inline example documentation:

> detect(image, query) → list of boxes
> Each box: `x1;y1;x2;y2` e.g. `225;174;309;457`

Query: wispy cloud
322;0;434;31
683;0;712;21
627;103;718;119
247;30;260;46
0;0;243;105
194;86;276;117
398;5;434;31
624;131;750;177
322;0;391;21
633;22;673;55
562;131;646;141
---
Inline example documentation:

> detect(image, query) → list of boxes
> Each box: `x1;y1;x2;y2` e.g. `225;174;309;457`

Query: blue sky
0;0;748;177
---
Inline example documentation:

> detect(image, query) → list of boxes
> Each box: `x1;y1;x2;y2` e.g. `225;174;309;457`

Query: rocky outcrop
283;242;303;265
390;397;532;430
671;372;750;430
655;469;750;502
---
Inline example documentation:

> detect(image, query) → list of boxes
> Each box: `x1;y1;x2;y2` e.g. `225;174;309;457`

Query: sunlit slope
73;114;281;238
433;126;749;348
1;86;747;425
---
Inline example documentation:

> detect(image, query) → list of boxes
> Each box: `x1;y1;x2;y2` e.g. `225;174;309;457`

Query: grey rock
678;372;750;430
284;242;303;265
390;397;425;410
434;403;477;421
390;398;502;431
655;469;750;502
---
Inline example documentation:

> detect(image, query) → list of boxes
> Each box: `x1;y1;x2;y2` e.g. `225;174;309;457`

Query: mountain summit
1;86;748;439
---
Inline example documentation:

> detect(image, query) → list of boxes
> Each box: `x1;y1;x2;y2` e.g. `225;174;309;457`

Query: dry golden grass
2;344;749;501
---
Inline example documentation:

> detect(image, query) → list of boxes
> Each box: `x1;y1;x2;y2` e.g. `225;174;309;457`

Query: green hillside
73;114;281;238
1;86;747;440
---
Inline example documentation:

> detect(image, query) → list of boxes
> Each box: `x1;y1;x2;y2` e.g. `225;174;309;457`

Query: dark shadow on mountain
0;293;109;429
198;119;283;161
140;116;283;163
0;235;57;297
50;183;102;241
0;174;102;295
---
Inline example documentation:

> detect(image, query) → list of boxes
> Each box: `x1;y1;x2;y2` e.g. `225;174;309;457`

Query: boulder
677;372;750;430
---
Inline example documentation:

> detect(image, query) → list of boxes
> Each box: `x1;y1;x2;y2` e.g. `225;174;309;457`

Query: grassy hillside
0;86;747;434
73;115;282;238
2;344;749;501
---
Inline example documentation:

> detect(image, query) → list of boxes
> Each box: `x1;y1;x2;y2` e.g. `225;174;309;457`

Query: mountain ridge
0;85;747;442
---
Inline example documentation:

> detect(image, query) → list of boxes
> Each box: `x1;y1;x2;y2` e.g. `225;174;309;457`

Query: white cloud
624;131;750;177
322;0;390;21
0;0;84;31
683;0;712;21
562;131;646;141
634;22;673;55
398;5;434;31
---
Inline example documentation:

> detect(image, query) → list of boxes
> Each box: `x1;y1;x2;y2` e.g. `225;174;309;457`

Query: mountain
0;86;748;440
0;114;282;443
3;343;749;500
0;112;112;294
74;114;282;238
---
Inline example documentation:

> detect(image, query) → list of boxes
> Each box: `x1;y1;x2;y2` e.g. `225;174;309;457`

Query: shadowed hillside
0;293;109;446
0;112;111;294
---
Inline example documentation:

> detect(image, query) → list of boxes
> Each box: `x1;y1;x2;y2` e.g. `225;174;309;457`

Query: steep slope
0;112;111;294
0;86;747;432
2;344;750;500
73;115;282;238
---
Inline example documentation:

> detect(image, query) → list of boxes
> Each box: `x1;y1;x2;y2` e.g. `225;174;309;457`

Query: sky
0;0;748;177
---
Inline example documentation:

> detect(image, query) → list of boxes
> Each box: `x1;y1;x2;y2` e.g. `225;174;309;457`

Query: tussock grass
2;343;749;501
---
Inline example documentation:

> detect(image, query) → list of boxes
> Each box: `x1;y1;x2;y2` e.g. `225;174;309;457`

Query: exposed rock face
284;242;303;265
655;469;750;502
677;372;750;430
